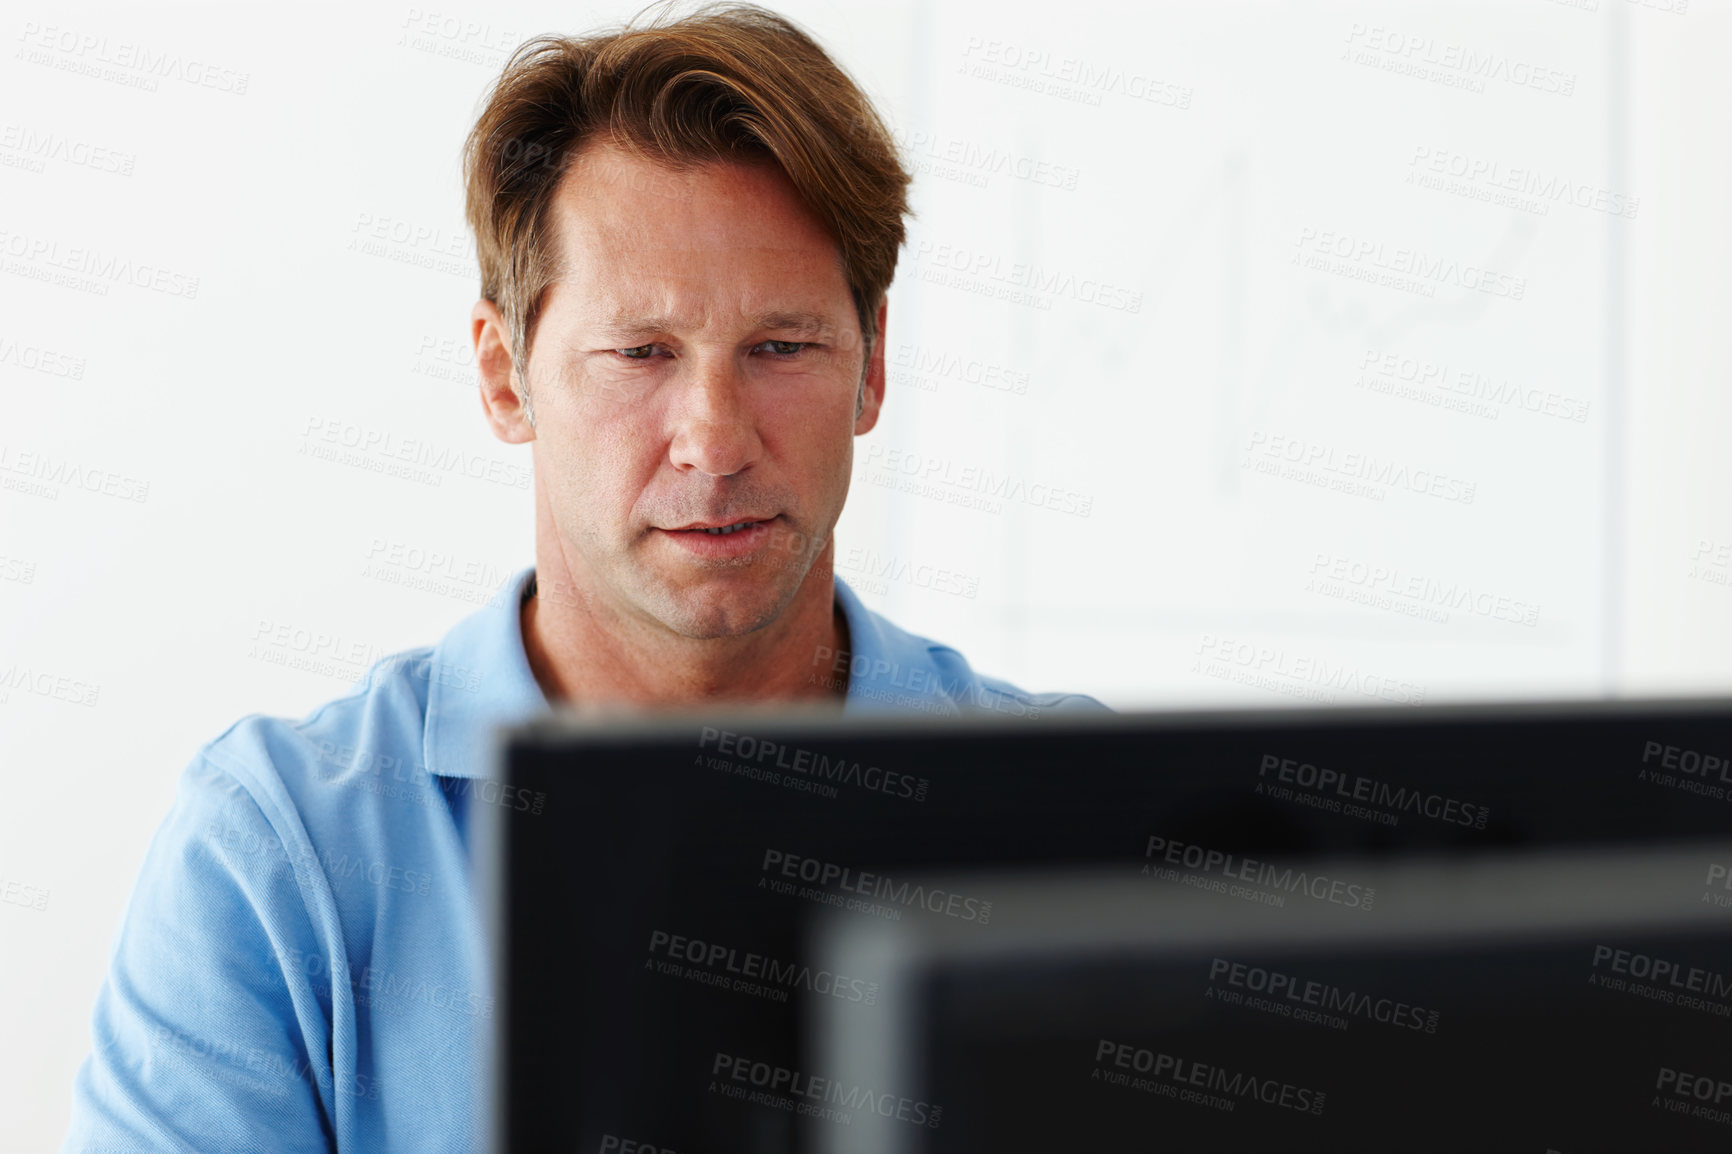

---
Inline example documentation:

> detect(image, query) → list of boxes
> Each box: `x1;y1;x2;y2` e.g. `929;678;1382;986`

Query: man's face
513;140;883;639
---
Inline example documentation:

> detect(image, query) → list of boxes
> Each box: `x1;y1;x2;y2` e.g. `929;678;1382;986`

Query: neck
520;553;850;709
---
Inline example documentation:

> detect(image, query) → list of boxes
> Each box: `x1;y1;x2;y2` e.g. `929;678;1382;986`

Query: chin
641;572;801;640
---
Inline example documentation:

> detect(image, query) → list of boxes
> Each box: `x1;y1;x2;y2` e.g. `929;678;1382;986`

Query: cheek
770;376;855;441
772;415;854;498
538;404;659;513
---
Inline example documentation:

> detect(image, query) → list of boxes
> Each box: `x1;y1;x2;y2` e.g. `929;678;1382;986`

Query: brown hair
462;1;913;416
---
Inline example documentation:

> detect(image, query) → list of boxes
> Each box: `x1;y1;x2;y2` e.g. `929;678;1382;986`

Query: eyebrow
593;310;839;343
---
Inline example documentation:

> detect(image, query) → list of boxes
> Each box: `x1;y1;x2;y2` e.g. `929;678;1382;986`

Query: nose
667;356;763;477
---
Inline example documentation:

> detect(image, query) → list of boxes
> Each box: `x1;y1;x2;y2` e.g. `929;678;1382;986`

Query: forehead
543;139;850;324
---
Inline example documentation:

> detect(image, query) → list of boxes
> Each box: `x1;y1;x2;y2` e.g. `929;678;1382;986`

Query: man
62;4;1105;1150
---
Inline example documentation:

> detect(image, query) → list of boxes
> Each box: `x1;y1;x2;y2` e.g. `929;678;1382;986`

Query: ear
472;298;535;444
854;298;888;436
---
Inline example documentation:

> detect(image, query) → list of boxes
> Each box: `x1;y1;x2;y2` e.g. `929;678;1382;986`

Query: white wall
1;0;1725;1147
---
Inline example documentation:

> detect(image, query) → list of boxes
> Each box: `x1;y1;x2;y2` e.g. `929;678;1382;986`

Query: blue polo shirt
62;566;1106;1152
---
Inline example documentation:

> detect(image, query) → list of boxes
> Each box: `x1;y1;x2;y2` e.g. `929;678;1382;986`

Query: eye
615;344;657;360
760;340;807;357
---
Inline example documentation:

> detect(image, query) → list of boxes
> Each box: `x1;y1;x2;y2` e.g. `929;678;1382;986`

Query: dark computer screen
486;700;1732;1152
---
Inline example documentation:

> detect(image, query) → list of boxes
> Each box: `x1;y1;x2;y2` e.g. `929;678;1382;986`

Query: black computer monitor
483;699;1732;1153
805;845;1732;1153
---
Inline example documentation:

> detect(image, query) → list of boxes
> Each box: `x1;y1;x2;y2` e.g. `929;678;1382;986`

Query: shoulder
154;646;453;932
128;643;453;997
196;645;438;818
833;576;1112;717
66;648;447;1153
921;639;1112;718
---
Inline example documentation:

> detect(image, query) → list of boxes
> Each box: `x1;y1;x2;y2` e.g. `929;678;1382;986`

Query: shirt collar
423;565;941;779
423;565;548;780
830;575;959;716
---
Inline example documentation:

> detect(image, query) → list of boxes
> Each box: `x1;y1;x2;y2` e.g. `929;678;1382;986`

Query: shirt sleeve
62;754;341;1154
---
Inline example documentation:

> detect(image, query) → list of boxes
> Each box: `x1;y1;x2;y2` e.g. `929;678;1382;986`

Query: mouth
655;515;781;558
665;518;773;535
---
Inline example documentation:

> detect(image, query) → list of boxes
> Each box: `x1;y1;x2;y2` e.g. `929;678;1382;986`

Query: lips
656;516;779;558
664;517;773;534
